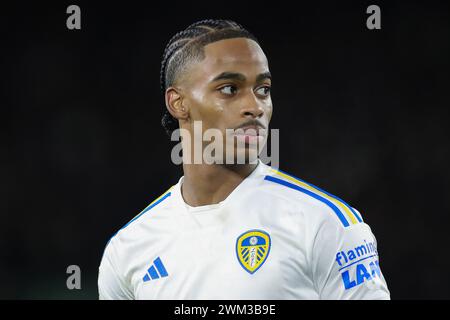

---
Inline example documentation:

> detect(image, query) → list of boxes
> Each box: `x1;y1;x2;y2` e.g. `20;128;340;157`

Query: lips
233;125;264;136
232;125;265;145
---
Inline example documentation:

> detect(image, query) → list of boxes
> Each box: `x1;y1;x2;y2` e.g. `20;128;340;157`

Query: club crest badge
236;229;271;274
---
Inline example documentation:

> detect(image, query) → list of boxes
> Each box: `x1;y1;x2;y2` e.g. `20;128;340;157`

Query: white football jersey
98;161;390;300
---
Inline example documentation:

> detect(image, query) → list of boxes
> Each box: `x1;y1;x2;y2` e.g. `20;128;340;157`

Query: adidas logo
143;257;169;282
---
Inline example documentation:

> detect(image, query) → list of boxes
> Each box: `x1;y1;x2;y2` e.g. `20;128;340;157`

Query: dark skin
165;38;273;207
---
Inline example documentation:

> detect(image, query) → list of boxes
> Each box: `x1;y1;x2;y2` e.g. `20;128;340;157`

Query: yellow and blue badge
236;229;271;274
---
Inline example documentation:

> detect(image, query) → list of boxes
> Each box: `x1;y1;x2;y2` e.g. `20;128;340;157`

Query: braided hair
160;19;259;136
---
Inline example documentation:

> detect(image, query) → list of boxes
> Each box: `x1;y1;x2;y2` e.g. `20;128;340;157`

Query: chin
231;146;260;165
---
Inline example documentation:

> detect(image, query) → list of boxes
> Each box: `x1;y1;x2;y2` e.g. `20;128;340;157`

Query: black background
2;0;449;299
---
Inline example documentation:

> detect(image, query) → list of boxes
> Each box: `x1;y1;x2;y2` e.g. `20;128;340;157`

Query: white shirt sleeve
311;211;391;300
98;239;134;300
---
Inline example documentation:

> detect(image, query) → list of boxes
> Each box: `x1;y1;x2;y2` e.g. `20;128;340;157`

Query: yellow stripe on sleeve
271;169;359;225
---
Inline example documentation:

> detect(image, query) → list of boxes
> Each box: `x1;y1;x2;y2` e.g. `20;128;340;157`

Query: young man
98;19;390;299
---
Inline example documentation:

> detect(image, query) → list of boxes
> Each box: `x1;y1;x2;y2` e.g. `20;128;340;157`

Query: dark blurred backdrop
1;0;449;299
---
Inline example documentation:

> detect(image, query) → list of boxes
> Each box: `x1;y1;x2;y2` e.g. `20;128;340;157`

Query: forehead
197;38;269;77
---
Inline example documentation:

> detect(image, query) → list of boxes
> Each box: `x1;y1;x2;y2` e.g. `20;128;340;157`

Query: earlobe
165;87;189;120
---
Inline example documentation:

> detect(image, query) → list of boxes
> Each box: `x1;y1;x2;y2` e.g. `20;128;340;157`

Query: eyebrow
256;71;272;83
211;71;272;83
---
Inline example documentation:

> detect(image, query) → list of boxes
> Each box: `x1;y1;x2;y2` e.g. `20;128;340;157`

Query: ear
165;87;189;121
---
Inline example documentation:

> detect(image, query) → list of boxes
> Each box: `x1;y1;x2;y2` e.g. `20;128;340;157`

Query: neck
181;162;259;207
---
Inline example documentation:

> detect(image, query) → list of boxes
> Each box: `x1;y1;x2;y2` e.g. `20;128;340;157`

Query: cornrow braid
160;19;259;137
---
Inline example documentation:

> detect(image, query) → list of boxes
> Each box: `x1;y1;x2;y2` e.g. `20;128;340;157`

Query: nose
240;92;265;119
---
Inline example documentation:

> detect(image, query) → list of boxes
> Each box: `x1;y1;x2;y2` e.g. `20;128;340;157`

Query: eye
255;86;271;97
219;85;237;96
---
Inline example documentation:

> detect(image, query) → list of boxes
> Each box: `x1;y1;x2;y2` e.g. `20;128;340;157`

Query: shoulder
259;164;364;229
102;185;175;257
